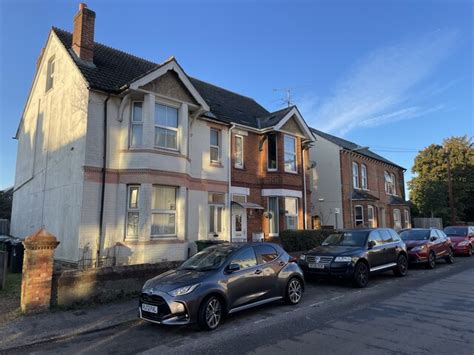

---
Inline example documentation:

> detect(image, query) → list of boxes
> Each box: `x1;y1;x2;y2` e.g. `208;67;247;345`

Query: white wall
11;32;89;262
309;134;343;229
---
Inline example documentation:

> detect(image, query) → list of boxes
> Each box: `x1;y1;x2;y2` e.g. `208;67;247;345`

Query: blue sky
0;0;472;192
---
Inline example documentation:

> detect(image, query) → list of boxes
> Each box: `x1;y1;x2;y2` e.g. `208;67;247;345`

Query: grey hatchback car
139;243;304;330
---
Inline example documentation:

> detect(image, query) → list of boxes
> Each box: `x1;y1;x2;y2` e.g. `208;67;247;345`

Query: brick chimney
72;3;95;62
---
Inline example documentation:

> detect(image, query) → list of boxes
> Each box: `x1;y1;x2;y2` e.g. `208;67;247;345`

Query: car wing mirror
368;240;376;249
429;236;437;242
227;263;240;273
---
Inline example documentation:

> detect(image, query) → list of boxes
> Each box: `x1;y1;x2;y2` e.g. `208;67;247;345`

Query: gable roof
311;128;405;170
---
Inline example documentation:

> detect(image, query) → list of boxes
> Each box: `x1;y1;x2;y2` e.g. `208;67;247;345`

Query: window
210;128;220;163
154;103;178;150
354;205;364;226
151;186;177;237
232;194;246;204
391;173;396;195
234;135;244;168
126;185;140;239
361;164;368;190
130;102;143;147
384;171;395;195
267;133;277;171
393;209;401;230
404;210;410;229
284;135;297;172
256;245;279;263
368;230;383;246
380;229;393;243
209;193;225;236
285;197;298;230
231;247;257;270
367;205;376;228
268;197;279;236
46;56;55;91
352;162;359;189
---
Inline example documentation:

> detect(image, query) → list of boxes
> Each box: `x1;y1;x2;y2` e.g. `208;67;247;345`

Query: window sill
124;238;185;245
122;148;189;160
284;170;299;175
210;162;224;168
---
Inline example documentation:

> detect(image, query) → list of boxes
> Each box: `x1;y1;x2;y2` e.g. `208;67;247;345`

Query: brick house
11;4;314;266
310;129;410;231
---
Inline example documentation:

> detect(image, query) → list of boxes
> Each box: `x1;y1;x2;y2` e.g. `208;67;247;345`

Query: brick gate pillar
21;229;60;313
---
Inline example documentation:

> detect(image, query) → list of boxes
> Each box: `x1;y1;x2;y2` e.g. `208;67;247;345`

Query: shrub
280;229;336;252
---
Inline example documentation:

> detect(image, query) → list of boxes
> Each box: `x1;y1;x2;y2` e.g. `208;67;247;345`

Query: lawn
0;272;22;325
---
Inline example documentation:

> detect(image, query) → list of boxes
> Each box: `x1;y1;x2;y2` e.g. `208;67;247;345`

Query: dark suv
298;228;408;288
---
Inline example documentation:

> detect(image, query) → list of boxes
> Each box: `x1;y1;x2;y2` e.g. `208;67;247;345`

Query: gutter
228;124;236;242
302;144;308;229
97;94;111;267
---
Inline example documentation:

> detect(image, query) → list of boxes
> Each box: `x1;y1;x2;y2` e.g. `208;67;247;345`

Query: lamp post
348;146;369;228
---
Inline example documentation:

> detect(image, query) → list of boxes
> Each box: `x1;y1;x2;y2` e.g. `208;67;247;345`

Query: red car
399;228;454;269
444;226;474;256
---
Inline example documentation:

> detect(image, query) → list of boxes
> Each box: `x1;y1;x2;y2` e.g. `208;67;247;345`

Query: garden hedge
280;229;336;252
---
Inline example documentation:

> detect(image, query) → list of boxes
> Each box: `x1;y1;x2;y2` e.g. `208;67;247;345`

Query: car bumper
139;290;200;325
407;252;429;264
452;245;470;255
298;262;355;278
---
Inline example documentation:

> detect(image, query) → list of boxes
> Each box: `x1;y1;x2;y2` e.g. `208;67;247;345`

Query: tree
409;136;474;225
0;188;13;220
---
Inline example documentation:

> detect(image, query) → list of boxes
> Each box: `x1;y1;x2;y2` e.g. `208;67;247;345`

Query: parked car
139;243;304;330
298;228;408;288
444;226;474;256
399;228;454;268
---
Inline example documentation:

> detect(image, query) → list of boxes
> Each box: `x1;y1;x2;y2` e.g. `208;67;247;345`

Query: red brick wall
339;151;410;229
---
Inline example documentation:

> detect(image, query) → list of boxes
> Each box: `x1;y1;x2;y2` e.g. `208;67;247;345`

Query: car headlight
168;284;199;297
458;241;470;246
411;245;426;252
334;256;352;262
142;279;152;291
299;254;306;261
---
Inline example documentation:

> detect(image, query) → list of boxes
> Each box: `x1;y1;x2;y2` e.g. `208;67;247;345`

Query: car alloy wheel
427;251;436;269
286;278;303;304
468;245;473;257
445;249;455;264
198;296;222;330
394;254;408;276
353;262;369;288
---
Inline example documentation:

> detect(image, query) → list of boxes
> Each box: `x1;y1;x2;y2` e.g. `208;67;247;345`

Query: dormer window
155;103;178;150
284;135;297;173
46;56;55;91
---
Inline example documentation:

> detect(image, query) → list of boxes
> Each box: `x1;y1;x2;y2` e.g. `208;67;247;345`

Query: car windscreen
399;229;430;241
444;227;468;236
321;231;369;247
178;245;236;271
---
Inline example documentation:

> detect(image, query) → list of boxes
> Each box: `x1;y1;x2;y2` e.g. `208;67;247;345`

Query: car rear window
256;245;279;263
444;227;468;236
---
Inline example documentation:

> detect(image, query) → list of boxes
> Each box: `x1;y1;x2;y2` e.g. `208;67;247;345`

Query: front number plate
308;263;325;269
141;303;158;314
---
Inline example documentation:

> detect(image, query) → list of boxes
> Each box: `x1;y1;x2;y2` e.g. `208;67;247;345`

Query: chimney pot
72;3;95;62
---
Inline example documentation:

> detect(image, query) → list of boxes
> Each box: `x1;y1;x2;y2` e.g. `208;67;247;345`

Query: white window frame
46;56;55;92
125;185;140;239
284;135;297;173
361;164;368;190
404;210;410;229
267;133;278;171
354;205;364;226
234;135;244;169
285;197;298;230
391;172;396;195
384;171;394;195
210;128;220;163
130;101;143;148
352;162;360;189
393;209;402;230
268;196;279;236
209;192;225;236
154;103;179;151
151;185;177;238
367;205;375;228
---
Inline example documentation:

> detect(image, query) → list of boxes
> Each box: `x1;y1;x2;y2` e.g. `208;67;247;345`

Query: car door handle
279;261;285;266
255;269;263;275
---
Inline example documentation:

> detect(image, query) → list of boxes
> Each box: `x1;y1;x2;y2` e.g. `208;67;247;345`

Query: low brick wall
52;261;181;308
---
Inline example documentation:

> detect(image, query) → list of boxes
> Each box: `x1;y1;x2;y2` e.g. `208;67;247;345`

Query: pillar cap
23;228;60;250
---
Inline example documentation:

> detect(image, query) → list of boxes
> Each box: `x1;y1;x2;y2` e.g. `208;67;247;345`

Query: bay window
234;135;244;168
151;185;177;237
267;133;277;171
354;205;364;226
393;209;402;230
155;103;178;150
209;193;225;236
126;185;140;239
284;135;297;172
210;128;220;163
285;197;298;230
268;197;279;236
367;205;376;228
404;210;410;229
130;102;143;147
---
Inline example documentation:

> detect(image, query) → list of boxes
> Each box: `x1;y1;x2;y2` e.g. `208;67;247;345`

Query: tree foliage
0;188;13;220
408;136;474;224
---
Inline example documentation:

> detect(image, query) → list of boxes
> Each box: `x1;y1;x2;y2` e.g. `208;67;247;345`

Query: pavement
1;256;473;354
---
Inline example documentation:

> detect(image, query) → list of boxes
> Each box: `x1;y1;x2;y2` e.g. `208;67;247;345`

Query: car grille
306;255;333;265
140;293;171;320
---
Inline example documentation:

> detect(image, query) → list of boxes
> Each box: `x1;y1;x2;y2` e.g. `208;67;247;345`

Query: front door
232;206;247;242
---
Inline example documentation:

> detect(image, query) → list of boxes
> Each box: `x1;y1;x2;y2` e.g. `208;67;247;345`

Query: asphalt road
19;256;474;355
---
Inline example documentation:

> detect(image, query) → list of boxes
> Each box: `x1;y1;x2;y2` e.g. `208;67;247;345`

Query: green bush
280;229;336;252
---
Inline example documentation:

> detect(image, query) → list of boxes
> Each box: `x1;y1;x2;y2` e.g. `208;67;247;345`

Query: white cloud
302;29;458;135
